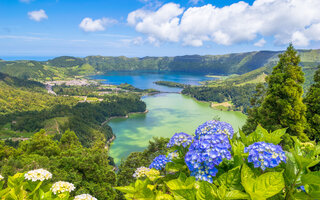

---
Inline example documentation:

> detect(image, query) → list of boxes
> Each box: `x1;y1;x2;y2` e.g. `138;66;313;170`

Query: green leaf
293;192;313;200
283;152;303;188
265;128;286;144
155;191;174;200
114;186;135;194
241;164;284;200
196;181;218;200
172;189;196;200
217;184;227;199
301;172;320;185
239;129;247;145
166;176;195;191
166;161;185;173
217;166;242;190
225;190;250;200
254;172;285;199
241;164;255;194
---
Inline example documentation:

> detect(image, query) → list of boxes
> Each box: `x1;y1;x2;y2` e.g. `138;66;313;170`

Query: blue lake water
91;72;215;92
90;72;247;165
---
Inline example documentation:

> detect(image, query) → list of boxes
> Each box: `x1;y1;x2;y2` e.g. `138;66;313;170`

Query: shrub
116;120;320;200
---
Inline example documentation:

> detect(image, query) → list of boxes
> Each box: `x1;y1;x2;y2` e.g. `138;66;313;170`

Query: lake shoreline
101;109;149;126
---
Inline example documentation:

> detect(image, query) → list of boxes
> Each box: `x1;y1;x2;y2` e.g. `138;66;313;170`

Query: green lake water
109;93;247;164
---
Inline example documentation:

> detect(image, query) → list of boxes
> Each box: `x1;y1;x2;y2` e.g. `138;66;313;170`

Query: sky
0;0;320;58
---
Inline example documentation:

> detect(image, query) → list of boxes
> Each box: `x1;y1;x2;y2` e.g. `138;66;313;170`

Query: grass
211;101;233;111
43;117;69;135
0;123;33;139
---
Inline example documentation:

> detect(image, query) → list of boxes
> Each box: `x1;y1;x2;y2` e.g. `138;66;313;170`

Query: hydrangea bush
0;169;97;200
116;120;320;200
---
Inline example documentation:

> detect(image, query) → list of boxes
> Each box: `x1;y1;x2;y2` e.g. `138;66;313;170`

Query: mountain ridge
0;49;319;82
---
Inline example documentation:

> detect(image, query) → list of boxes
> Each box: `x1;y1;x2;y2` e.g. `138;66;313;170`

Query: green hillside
0;49;319;82
203;50;320;91
0;72;146;146
0;72;76;115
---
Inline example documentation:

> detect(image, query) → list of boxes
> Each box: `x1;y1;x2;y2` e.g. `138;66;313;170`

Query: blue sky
0;0;319;58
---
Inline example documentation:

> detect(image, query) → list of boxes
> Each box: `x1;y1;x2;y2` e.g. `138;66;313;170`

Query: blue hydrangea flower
244;142;286;170
185;133;232;183
195;120;234;139
149;155;170;170
191;166;218;183
167;132;193;148
167;151;179;160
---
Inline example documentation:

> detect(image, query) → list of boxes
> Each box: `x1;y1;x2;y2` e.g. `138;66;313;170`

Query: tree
304;65;320;141
243;44;308;141
242;83;266;133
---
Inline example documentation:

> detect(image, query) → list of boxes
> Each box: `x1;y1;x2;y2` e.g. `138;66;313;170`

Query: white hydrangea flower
74;194;97;200
51;181;75;194
24;169;52;182
0;174;3;180
133;167;150;178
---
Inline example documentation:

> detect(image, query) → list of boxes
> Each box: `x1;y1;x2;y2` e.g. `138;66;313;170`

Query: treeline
154;81;187;88
117;83;159;93
0;129;168;199
182;84;257;112
1;94;146;147
0;72;77;115
53;84;109;96
0;130;118;199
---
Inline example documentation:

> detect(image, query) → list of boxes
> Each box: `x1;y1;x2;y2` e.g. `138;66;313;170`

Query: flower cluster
133;167;151;178
167;151;179;160
167;132;193;148
0;174;3;181
191;166;218;183
74;194;97;200
185;121;233;183
133;166;160;180
195;120;234;139
24;169;52;182
51;181;75;195
149;155;171;170
244;142;286;170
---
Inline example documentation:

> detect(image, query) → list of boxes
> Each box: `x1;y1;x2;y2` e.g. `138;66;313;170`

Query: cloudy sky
0;0;320;58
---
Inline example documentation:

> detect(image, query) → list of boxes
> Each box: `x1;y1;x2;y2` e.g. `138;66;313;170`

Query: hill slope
1;49;319;82
0;72;76;115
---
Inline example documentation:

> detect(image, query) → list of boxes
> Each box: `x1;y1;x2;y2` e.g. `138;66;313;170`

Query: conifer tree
304;66;320;141
243;44;308;141
259;44;308;141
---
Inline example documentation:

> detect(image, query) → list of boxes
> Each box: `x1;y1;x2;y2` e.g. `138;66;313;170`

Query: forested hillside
0;72;77;115
0;49;319;82
0;73;146;146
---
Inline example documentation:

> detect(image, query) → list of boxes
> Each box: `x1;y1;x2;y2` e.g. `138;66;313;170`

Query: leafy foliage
244;44;308;142
182;84;257;112
116;121;320;200
0;130;116;199
0;72;77;115
304;65;320;141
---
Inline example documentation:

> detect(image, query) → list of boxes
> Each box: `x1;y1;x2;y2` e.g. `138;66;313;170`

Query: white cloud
254;38;266;47
127;0;320;47
79;17;117;32
128;3;184;43
28;9;48;22
189;0;203;5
